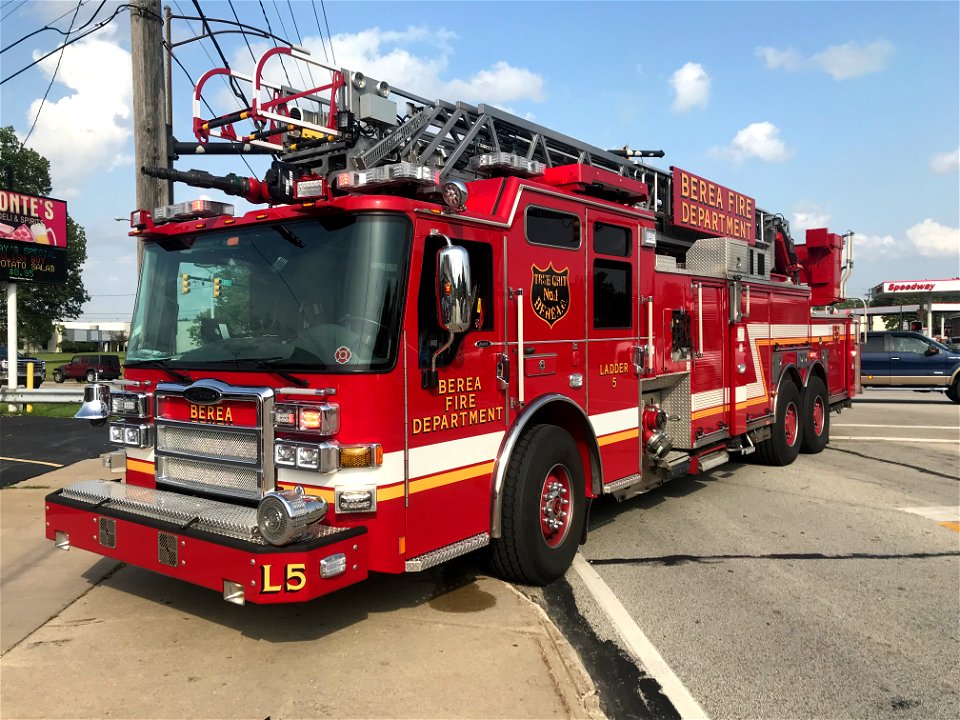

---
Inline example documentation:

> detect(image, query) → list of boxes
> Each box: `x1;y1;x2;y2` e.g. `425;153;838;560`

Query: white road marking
572;553;709;720
830;437;959;443
833;424;958;429
900;506;960;522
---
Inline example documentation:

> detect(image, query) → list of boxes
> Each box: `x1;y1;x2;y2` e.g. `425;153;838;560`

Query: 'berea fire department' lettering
189;404;234;424
413;375;504;434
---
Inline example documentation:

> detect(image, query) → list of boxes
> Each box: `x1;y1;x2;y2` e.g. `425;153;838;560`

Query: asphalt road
545;388;960;719
0;415;113;486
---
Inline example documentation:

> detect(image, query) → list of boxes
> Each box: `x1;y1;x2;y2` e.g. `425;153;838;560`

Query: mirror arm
430;330;455;374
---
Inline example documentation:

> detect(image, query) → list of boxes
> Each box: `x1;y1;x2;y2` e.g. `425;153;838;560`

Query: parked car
860;331;960;402
53;354;122;383
0;346;46;387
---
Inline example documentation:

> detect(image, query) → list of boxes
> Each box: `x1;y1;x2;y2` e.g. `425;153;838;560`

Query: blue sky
1;0;958;324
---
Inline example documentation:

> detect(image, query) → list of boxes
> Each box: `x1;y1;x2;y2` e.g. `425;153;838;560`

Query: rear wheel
53;369;65;383
85;370;96;382
801;376;829;454
489;424;585;585
756;381;803;466
947;378;960;404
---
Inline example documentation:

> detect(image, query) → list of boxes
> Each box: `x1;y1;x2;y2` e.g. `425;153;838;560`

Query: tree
0;126;90;348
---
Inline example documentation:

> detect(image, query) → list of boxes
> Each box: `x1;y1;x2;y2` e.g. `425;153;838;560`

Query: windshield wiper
241;358;308;387
125;359;193;384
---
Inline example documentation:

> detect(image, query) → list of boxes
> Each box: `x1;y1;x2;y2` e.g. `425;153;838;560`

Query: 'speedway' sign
671;167;756;243
0;189;68;284
881;279;960;294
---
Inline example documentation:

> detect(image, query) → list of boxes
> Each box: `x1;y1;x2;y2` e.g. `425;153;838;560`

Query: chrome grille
157;456;261;500
156;424;259;463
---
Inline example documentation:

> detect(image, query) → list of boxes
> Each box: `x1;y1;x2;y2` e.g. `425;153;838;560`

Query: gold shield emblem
530;263;570;328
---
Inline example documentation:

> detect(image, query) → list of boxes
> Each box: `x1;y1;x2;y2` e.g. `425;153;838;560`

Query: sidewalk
1;459;603;719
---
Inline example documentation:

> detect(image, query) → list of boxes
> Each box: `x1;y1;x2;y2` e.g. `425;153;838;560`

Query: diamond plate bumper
45;480;369;604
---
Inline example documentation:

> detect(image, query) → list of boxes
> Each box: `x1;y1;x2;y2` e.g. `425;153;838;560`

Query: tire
800;376;829;454
85;370;96;382
488;425;586;585
53;369;65;383
756;381;803;466
947;378;960;404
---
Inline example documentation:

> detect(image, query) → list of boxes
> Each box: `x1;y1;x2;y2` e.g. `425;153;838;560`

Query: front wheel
801;376;829;454
756;381;803;466
489;425;586;585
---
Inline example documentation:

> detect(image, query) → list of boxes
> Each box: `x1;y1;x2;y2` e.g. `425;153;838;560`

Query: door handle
890;356;900;360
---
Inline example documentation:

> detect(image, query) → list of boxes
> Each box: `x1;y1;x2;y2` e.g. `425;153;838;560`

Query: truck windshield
126;214;411;373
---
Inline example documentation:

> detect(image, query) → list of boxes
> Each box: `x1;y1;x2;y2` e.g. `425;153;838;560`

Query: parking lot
0;389;957;718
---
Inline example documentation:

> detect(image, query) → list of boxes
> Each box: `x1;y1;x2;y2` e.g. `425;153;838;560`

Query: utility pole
130;0;170;265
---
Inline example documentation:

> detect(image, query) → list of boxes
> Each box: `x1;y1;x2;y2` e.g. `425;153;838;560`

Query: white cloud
22;25;132;195
906;219;960;258
852;232;898;257
232;27;545;108
792;204;832;233
756;39;893;80
709;122;790;163
930;148;960;174
755;47;803;71
669;62;710;113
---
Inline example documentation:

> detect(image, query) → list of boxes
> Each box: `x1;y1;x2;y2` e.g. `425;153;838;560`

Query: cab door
585;212;640;486
404;221;507;560
505;200;587;417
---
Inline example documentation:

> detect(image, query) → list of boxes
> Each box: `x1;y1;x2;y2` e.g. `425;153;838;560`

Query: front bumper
45;480;368;604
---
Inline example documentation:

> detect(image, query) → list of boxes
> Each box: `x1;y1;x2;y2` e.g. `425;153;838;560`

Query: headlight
110;392;149;418
257;488;328;546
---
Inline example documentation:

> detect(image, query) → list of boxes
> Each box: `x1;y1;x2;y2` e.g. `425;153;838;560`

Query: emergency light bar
152;199;234;225
335;162;438;191
469;152;545;177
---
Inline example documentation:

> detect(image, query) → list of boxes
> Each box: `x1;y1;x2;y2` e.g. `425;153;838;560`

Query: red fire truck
46;48;857;604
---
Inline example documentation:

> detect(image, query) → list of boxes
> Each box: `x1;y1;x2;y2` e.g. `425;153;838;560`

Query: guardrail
1;388;85;404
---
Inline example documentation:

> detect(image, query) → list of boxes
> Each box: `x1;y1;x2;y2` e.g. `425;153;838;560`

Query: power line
17;0;84;154
227;0;256;66
191;0;247;107
318;0;336;64
0;0;27;22
285;0;316;88
257;0;293;90
309;1;330;62
0;4;134;86
1;0;100;55
271;0;307;90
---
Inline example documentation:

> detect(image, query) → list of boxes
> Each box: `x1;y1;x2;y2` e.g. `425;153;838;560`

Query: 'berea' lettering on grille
189;404;234;424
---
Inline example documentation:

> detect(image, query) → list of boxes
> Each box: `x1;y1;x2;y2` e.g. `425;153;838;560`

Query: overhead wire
227;0;257;66
257;0;293;90
0;3;134;86
17;0;84;154
2;0;105;55
190;0;247;107
285;0;316;88
309;1;330;62
318;0;336;64
270;0;307;90
0;0;27;22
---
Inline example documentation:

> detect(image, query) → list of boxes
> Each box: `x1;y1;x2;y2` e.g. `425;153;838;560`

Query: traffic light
910;320;922;332
213;277;221;298
181;273;190;294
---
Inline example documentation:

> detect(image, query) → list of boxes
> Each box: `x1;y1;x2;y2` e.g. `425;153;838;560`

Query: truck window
525;206;581;249
417;236;493;368
593;258;632;329
891;335;930;354
593;222;632;257
862;335;883;353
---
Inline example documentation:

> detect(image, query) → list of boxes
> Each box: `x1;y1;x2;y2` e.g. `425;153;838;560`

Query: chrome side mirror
75;382;110;425
436;242;474;334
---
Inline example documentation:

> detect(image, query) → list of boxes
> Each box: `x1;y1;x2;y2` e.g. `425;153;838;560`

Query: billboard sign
0;190;68;283
671;167;756;243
